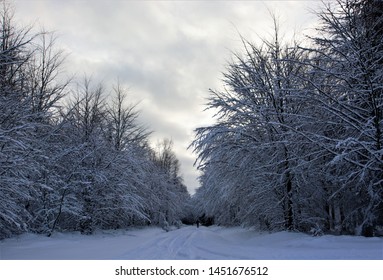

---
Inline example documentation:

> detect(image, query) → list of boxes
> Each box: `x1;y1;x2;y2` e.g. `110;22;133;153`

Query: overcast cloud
14;0;321;193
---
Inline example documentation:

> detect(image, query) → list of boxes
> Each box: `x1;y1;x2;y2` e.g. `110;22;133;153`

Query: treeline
191;0;383;236
0;3;190;239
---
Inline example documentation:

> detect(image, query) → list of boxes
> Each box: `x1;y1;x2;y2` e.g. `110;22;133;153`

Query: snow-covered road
1;226;382;259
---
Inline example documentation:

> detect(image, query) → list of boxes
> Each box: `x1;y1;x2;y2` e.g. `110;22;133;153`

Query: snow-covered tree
0;3;45;238
192;0;383;237
192;20;310;231
0;3;71;238
303;0;383;236
148;139;190;229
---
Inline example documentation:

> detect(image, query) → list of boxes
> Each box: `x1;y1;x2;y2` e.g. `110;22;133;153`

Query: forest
192;0;383;237
1;0;382;240
0;2;191;239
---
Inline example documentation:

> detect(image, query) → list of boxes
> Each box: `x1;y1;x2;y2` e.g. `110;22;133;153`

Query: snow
0;226;382;260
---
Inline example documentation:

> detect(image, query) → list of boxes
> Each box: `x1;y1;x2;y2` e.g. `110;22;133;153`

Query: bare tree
26;31;69;117
106;82;149;151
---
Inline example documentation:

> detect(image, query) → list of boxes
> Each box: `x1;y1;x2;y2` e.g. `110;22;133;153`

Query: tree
192;20;310;231
105;82;149;151
150;139;190;229
304;0;383;236
0;2;40;238
26;31;69;117
0;3;70;238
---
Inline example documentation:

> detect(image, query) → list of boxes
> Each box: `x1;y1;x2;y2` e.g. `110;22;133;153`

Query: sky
13;0;323;194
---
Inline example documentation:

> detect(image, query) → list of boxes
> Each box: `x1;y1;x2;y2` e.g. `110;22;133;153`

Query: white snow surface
0;226;382;260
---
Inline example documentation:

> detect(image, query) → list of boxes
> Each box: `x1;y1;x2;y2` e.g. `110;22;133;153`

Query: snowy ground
0;226;382;260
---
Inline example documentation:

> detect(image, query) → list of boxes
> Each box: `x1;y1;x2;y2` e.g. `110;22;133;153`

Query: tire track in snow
117;226;245;259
